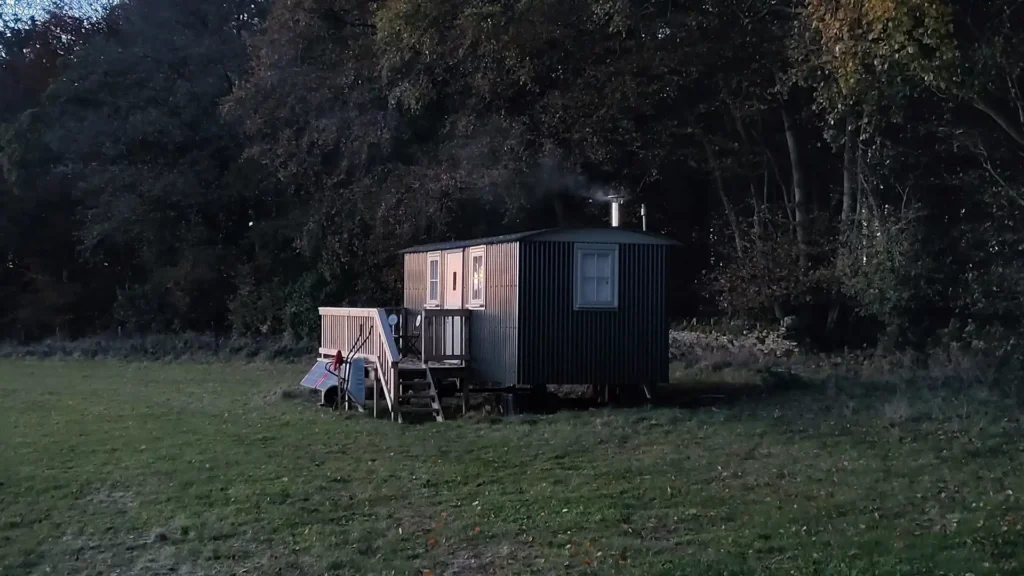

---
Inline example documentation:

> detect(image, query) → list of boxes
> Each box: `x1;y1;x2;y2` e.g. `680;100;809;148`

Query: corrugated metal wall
518;241;668;396
468;243;519;384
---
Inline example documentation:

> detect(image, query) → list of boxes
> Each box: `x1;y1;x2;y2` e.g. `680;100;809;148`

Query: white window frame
573;243;619;310
426;251;441;308
468;246;486;309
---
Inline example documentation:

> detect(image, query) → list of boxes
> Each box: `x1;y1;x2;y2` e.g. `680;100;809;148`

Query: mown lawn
1;359;1022;575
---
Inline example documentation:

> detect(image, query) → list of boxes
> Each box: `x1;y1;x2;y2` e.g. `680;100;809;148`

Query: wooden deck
397;356;466;369
319;306;471;422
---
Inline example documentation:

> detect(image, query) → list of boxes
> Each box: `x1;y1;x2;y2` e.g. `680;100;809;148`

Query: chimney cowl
607;194;625;227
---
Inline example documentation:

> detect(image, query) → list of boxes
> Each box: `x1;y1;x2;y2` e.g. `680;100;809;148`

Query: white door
443;251;464;358
444;251;463;309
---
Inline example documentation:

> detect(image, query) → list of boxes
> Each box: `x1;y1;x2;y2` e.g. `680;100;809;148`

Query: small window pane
470;252;485;305
574;244;618;309
597;277;611;301
473;257;483;297
427;255;441;304
584;277;598;302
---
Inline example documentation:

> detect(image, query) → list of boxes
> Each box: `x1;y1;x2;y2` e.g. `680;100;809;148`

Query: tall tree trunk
856;135;869;264
781;106;809;269
752;157;766;239
763;153;770;209
729;106;763;238
766;155;786;322
830;116;859;343
767;148;796;225
702;137;744;258
841;115;857;234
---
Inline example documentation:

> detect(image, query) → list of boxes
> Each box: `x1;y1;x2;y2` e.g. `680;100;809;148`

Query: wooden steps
318;307;472;424
342;358;467;424
395;367;444;423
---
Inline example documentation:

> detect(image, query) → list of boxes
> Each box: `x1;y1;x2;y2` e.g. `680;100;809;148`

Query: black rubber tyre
320;385;339;408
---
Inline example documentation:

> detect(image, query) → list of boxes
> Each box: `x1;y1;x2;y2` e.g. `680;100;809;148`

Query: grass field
1;359;1023;575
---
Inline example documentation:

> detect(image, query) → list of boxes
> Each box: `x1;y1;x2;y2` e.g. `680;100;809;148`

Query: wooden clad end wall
517;242;669;394
404;246;520;386
403;252;428;326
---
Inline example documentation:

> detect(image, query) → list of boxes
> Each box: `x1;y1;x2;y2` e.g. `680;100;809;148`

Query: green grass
1;360;1023;575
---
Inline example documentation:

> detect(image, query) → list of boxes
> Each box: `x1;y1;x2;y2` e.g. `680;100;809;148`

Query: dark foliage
1;0;1023;351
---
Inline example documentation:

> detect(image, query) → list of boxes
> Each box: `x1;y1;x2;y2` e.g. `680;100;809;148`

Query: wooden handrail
373;308;400;413
420;308;471;363
318;307;398;415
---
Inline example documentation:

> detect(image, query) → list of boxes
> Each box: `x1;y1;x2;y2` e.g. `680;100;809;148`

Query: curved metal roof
398;227;681;254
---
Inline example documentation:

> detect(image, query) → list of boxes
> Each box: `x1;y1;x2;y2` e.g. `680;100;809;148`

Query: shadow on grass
453;368;820;418
653;368;818;409
283;365;822;422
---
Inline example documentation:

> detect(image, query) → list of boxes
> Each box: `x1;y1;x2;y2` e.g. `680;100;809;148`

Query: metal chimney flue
607;195;625;227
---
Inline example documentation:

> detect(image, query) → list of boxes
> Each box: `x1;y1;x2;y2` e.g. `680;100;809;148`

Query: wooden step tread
399;392;436;401
399;406;440;414
397;367;427;374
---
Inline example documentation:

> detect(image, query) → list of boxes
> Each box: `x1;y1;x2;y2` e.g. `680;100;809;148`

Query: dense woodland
2;0;1023;353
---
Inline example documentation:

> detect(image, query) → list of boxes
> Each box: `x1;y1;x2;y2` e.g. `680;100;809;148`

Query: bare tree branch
973;98;1024;148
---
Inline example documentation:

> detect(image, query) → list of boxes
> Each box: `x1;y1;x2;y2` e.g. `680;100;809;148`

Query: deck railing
318;307;399;417
420;308;471;363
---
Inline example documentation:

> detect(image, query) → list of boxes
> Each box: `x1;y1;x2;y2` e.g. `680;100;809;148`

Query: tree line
1;0;1022;351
